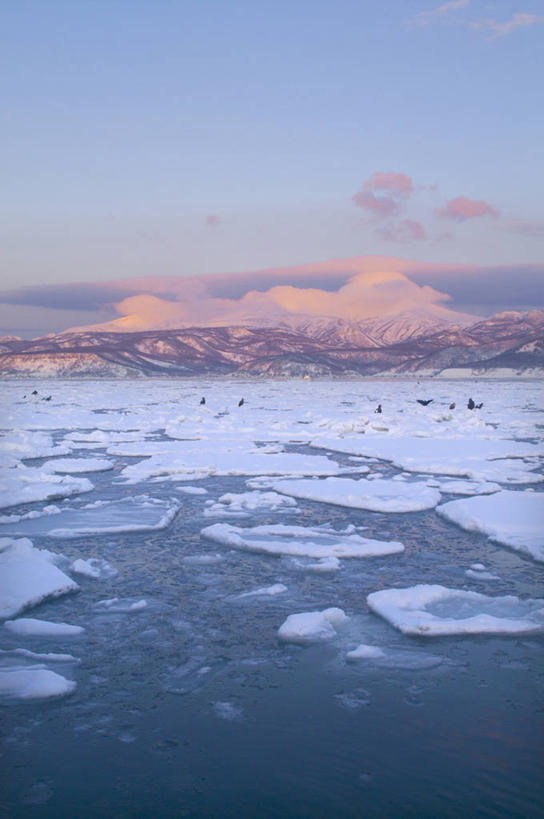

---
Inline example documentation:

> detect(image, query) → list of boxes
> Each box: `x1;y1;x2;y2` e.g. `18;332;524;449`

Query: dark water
1;457;544;817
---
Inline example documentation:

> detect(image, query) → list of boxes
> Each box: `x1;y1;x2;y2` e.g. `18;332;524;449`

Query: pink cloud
353;171;415;218
437;196;499;222
377;220;427;243
352;190;399;217
471;13;543;39
205;214;220;227
362;172;414;197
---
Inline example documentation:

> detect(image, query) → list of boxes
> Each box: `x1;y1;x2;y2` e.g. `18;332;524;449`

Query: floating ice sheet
272;477;441;512
278;607;348;644
311;436;542;484
70;558;118;579
426;479;501;496
0;466;93;510
4;618;84;636
0;538;79;619
0;666;76;701
437;490;544;562
43;457;114;474
345;644;444;669
201;522;404;558
233;583;287;600
367;584;544;636
0;496;180;538
203;490;298;518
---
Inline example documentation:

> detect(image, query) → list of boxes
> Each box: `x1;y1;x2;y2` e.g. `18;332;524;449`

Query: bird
449;402;456;410
467;398;475;410
375;404;382;414
238;398;244;407
31;390;38;395
416;399;433;407
200;397;206;405
475;402;484;409
43;396;52;401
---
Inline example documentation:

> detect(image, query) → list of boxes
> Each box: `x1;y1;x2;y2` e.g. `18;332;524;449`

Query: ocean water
1;378;543;817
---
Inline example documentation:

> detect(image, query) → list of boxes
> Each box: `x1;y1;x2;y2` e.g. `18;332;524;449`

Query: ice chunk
367;585;544;636
213;701;243;721
437;491;544;562
312;436;542;484
0;466;93;510
70;558;118;579
93;597;148;613
0;538;79;619
234;583;287;599
278;607;348;644
176;485;208;495
0;496;180;538
272;477;441;512
4;618;84;636
43;457;114;473
201;522;404;558
427;479;501;496
3;648;79;663
345;644;444;669
203;490;298;518
0;667;76;700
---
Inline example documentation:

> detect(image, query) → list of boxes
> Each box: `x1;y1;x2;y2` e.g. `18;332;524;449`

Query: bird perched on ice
449;402;456;410
238;398;244;407
200;397;206;405
475;402;483;409
375;404;382;414
416;399;433;406
467;398;475;410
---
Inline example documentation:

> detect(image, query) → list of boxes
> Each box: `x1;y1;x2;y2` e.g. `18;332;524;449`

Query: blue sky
0;0;543;334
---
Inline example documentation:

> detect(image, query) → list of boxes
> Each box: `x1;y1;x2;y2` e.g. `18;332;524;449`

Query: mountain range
1;309;543;379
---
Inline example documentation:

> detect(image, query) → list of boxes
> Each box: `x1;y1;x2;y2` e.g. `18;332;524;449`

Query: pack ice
201;523;404;558
0;538;79;618
367;585;544;636
0;495;180;538
437;490;544;562
278;607;349;644
272;477;441;512
0;465;93;510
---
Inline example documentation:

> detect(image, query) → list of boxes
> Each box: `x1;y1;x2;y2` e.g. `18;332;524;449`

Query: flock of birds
23;391;484;413
375;397;483;414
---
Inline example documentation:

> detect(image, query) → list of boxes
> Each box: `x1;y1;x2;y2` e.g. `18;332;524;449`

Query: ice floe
233;583;287;599
272;477;441;512
367;585;544;636
437;490;544;562
345;644;444;669
203;490;298;518
0;466;93;510
0;538;79;619
93;597;148;613
278;607;348;644
4;618;84;636
311;436;542;484
201;522;404;558
42;457;114;473
426;479;501;496
0;496;180;538
70;558;118;579
0;667;76;701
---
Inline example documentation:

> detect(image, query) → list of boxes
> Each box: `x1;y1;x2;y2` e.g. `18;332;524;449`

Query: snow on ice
272;477;441;512
437;490;544;562
367;585;544;636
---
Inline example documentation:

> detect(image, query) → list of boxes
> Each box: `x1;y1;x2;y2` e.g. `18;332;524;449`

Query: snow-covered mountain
1;310;542;378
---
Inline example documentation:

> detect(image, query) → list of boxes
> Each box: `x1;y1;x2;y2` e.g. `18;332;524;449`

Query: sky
1;0;543;336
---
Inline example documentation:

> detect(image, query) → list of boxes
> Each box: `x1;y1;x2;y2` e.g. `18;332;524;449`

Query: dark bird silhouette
43;396;52;401
238;398;244;407
467;398;475;410
449;402;456;410
375;404;382;414
31;390;38;395
416;399;433;407
475;402;484;409
200;397;206;405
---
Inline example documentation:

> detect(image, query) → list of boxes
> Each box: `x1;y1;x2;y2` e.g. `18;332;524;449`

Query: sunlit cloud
413;0;469;27
471;13;544;39
437;196;499;222
353;172;414;219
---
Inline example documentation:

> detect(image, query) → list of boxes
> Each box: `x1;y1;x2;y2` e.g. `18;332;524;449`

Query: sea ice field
1;377;543;817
